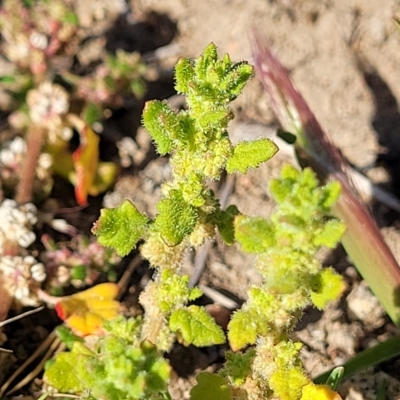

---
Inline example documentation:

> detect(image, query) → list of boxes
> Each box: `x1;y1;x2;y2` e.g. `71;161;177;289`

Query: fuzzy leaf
155;190;198;246
174;57;195;94
169;305;225;347
313;219;346;248
226;139;278;174
270;368;309;400
92;199;149;256
320;181;342;210
212;205;240;245
228;310;258;351
222;350;256;385
223;62;254;101
310;268;345;309
234;215;275;253
94;339;170;398
143;100;179;155
190;372;232;400
156;270;202;313
44;351;89;393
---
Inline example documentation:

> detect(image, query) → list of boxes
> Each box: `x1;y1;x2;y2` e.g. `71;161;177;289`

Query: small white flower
0;255;45;306
4;34;30;64
0;137;26;174
9;136;27;154
14;285;30;301
29;31;48;50
0;149;16;167
60;127;73;141
0;256;16;274
38;153;53;170
30;262;46;282
50;219;78;236
1;199;16;209
0;199;38;253
27;82;69;129
57;265;70;284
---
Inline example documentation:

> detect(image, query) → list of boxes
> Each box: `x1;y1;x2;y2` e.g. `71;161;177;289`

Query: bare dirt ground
3;0;400;398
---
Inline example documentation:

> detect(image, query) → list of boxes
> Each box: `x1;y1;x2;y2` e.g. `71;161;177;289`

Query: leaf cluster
45;318;170;400
214;165;346;399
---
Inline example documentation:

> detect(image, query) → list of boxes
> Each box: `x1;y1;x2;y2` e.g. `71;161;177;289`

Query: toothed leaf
92;200;149;256
169;305;225;347
226;139;278;174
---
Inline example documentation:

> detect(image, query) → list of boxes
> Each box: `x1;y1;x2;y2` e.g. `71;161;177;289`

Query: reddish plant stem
15;125;45;204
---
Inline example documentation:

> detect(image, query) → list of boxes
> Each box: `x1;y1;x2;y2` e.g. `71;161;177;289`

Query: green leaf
142;100;179;155
92;200;149;256
65;11;79;25
324;367;344;391
190;372;232;400
223;62;254;101
310;268;345;309
314;335;400;385
102;316;143;341
174;57;195;94
83;103;102;125
154;190;198;246
44;351;88;393
270;368;309;400
313;219;346;248
226;139;278;174
221;350;256;385
212;205;240;245
169;305;225;347
228;310;258;351
320;181;342;210
56;325;83;349
0;75;16;83
234;215;275;253
157;271;202;313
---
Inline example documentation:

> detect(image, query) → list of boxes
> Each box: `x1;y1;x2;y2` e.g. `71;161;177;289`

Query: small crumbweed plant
44;44;345;400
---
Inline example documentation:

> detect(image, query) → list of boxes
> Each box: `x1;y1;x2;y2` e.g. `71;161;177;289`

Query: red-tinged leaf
72;123;99;205
55;283;120;336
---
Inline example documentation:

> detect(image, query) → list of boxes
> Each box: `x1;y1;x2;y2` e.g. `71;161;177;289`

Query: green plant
43;44;346;400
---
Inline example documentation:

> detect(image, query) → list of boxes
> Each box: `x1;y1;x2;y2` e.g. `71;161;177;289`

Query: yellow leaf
55;283;120;336
301;383;342;400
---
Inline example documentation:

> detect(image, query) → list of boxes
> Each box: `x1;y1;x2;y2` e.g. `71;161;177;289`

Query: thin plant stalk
251;30;400;326
15;124;46;204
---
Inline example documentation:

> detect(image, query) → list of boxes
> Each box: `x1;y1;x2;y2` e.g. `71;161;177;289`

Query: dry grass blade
0;330;62;397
